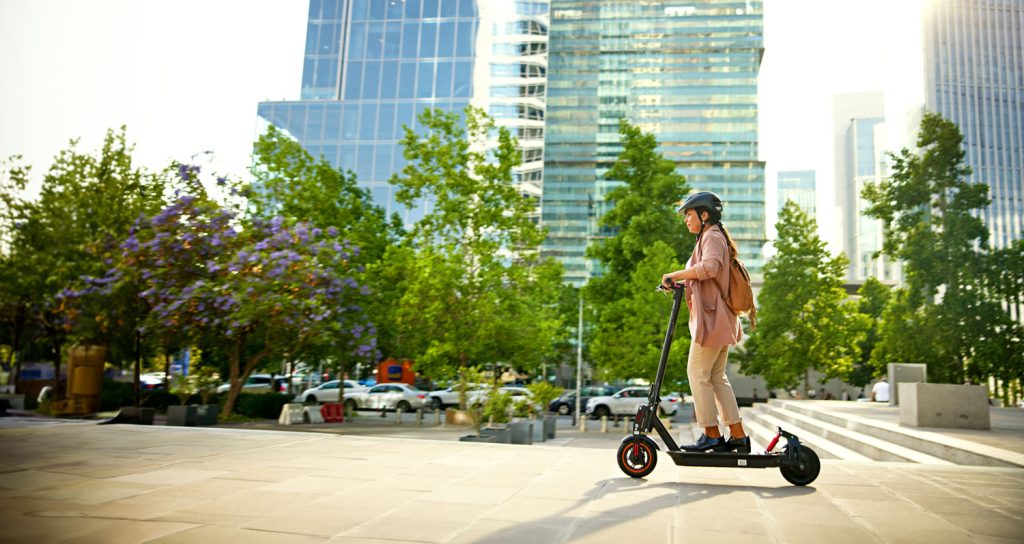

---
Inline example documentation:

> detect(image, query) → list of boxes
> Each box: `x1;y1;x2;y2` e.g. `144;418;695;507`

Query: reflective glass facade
541;0;766;285
777;170;816;216
257;0;551;225
924;0;1023;251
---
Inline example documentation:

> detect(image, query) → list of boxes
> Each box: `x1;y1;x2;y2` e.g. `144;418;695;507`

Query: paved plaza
1;413;1023;543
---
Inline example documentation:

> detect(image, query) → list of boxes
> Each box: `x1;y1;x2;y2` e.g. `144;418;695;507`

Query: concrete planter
543;415;556;439
509;420;533;445
899;383;990;429
195;405;218;426
114;406;155;425
166;405;198;427
458;434;495;443
531;417;546;442
480;426;511;444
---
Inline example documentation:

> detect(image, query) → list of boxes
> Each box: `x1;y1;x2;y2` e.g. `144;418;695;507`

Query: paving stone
57;519;199;543
2;422;1023;543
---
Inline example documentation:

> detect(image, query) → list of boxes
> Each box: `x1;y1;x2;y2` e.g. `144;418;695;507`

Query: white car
344;383;428;412
296;380;368;404
585;386;679;419
427;383;488;410
215;373;288;394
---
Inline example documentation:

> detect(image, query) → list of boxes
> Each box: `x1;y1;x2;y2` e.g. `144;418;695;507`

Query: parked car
548;386;619;416
296;380;368;404
139;372;168;390
585;386;679;419
344;383;428;412
427;383;488;410
215;373;288;394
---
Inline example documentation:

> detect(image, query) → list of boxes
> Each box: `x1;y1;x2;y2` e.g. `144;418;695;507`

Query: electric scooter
615;281;821;486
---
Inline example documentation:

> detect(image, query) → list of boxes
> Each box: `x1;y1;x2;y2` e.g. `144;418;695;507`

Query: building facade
257;0;551;224
923;0;1023;251
540;0;766;286
777;170;816;217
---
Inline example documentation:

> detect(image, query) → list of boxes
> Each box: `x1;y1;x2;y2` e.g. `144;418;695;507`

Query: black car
548;386;619;415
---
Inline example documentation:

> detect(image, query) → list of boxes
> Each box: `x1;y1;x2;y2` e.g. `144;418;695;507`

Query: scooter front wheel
617;438;657;478
779;446;820;486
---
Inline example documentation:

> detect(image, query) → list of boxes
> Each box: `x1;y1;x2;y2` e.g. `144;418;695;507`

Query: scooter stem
650;285;685;405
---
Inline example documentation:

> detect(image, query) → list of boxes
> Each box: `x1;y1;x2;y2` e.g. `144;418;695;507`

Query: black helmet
677;191;723;215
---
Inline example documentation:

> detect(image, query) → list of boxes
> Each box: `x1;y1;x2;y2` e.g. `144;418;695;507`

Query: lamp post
574;291;583;430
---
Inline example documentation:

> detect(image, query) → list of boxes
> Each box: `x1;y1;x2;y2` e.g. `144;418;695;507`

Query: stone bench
899;383;990;430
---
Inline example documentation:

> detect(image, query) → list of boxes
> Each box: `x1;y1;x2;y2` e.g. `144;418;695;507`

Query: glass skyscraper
777;170;816;217
257;0;551;224
923;0;1023;251
541;0;766;285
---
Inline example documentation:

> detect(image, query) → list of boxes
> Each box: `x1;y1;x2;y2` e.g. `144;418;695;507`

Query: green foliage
862;113;1023;385
590;242;690;382
585;120;692;383
170;374;197;406
2;128;169;383
526;381;563;413
741;201;868;389
483;381;512;424
379;107;565;380
850;278;893;386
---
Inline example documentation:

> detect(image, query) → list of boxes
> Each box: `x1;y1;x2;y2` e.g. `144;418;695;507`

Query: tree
379;106;565;386
247;126;400;377
0;157;34;384
849;277;893;387
121;180;372;416
3;128;167;392
862;112;1023;385
584;119;692;383
740;201;868;390
589;241;688;382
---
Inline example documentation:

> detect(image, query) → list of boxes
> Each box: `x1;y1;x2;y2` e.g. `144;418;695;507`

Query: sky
0;0;923;252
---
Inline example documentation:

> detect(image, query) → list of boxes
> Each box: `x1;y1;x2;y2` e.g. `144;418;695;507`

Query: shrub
229;393;292;419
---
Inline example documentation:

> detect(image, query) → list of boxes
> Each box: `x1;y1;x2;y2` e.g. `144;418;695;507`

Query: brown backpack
711;254;757;329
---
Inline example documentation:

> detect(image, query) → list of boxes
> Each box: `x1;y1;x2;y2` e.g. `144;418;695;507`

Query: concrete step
770;399;1024;468
751;402;952;465
741;406;863;461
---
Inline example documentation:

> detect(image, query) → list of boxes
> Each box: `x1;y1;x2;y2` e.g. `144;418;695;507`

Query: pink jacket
684;227;742;348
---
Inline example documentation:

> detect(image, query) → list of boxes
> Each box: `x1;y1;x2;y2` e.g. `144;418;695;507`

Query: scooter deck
666;450;784;468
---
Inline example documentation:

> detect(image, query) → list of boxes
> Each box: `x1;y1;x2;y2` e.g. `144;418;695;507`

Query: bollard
579;416;587;432
345;404;354;420
416;408;423;426
395;407;404;425
600;415;608;433
434;408;442;426
614;415;620;428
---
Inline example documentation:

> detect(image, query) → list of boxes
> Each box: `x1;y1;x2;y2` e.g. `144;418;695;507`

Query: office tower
257;0;550;224
833;92;900;283
777;170;816;217
541;0;766;286
923;0;1023;251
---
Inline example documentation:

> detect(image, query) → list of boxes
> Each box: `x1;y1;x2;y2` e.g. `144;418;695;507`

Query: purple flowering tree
122;175;373;416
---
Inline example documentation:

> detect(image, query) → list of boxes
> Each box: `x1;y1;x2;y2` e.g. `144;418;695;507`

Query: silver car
296;380;368;404
585;386;679;419
344;383;428;412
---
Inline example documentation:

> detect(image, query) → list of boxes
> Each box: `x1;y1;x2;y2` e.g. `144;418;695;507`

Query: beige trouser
687;342;742;428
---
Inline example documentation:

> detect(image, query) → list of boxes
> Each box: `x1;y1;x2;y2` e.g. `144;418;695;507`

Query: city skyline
1;0;977;259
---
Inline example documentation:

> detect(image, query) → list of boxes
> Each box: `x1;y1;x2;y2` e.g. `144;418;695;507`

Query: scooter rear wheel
779;446;820;486
617;439;657;478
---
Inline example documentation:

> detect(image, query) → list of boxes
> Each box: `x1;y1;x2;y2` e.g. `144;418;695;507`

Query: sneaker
725;435;751;453
681;434;727;452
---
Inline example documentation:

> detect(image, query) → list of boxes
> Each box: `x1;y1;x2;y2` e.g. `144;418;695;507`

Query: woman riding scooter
661;192;749;453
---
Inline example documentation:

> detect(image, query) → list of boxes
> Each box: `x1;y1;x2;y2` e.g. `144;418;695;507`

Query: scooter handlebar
656;280;685;293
